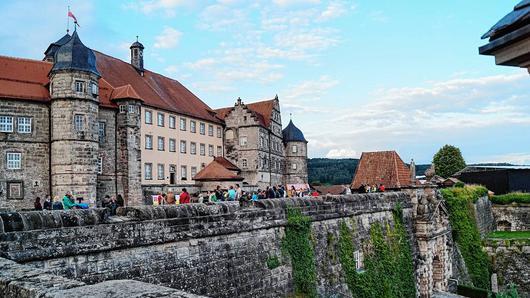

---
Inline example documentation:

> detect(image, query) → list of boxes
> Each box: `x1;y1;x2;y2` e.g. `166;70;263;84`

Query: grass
487;231;530;240
491;193;530;205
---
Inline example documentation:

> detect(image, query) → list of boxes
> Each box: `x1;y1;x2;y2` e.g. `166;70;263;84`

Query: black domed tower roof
130;40;145;49
44;33;71;59
51;31;100;77
282;120;307;143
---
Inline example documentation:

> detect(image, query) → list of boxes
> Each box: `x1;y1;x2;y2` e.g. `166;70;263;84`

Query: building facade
0;30;307;210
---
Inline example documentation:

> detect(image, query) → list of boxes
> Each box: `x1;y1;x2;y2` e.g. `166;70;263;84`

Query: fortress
0;31;308;210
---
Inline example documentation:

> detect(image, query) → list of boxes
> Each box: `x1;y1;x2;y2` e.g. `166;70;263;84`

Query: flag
68;11;80;27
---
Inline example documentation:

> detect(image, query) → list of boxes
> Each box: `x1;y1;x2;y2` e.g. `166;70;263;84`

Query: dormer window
75;80;85;93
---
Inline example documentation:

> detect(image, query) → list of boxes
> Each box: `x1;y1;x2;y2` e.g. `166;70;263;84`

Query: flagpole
67;6;70;33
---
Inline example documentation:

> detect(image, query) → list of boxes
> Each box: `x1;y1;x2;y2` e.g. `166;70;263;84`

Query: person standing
34;197;42;210
228;185;237;201
214;185;223;202
235;184;242;201
179;188;191;204
116;194;125;207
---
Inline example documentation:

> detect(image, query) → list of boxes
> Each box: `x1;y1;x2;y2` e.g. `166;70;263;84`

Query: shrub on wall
442;186;491;289
338;205;415;298
282;208;317;297
491;193;530;205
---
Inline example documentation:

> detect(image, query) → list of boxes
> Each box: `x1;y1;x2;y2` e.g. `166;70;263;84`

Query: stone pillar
50;71;100;205
115;100;142;206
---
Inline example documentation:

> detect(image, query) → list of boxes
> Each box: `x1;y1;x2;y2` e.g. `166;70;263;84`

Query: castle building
0;30;307;210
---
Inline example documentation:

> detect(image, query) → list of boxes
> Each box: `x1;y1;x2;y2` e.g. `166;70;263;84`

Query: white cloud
318;1;350;21
272;0;320;7
283;75;338;103
479;153;530;165
154;27;182;49
128;0;194;16
326;149;358;158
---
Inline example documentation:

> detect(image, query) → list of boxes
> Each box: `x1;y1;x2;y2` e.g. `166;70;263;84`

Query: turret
48;30;101;205
282;119;308;185
43;33;71;63
130;37;144;74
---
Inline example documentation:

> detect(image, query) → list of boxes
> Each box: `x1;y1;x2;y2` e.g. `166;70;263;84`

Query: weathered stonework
283;140;308;185
96;108;117;204
50;71;100;204
492;204;530;231
484;238;530;296
0;100;50;210
474;196;496;237
0;190;453;297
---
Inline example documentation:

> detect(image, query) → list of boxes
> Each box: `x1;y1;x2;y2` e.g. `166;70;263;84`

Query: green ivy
266;255;281;270
491;193;530;205
441;186;491;289
282;208;317;297
338;205;415;298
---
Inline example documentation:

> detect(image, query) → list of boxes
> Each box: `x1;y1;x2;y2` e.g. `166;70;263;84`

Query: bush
491;193;530;205
433;144;466;178
266;255;281;270
455;181;465;188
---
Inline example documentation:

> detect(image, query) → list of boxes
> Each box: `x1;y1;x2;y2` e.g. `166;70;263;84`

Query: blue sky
1;0;529;164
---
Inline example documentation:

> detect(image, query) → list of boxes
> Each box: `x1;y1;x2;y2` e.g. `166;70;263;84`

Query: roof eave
479;23;530;56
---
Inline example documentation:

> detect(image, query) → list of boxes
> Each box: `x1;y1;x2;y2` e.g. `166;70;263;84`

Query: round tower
130;37;144;74
282;119;308;185
49;31;101;205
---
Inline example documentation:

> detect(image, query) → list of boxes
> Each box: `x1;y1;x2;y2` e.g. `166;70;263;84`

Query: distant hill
308;158;430;185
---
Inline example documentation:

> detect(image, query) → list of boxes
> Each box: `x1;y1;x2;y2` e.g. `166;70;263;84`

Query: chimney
130;36;144;75
410;159;416;182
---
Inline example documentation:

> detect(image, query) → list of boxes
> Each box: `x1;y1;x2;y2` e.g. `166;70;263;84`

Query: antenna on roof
136;35;139;42
290;113;292;120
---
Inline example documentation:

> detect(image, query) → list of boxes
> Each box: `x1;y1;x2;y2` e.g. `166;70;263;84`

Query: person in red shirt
378;184;385;192
179;188;191;204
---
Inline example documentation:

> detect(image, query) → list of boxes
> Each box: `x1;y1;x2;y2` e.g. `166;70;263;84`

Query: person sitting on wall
43;195;52;210
52;196;63;210
179;188;191;204
208;190;218;203
116;194;124;208
62;192;78;210
227;185;237;201
34;197;42;211
378;184;386;192
214;186;223;202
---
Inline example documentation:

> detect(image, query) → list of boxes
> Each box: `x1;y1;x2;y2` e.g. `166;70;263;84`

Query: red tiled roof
215;98;275;127
351;151;412;189
111;84;142;101
213;156;240;172
0;53;222;123
193;160;244;181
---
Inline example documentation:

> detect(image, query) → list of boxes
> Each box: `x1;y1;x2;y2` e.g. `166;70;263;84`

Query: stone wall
483;238;530;296
97;108;117;204
492;204;530;231
0;191;453;297
0;100;50;210
473;196;496;237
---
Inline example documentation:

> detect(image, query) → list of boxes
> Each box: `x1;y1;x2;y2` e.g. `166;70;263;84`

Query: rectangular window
190;142;197;155
74;114;85;131
292;163;297;170
98;121;106;143
239;136;248;147
200;143;205;156
144;163;153;180
145;110;153;124
90;81;98;96
208;145;214;157
180;118;187;131
292;145;298;153
200;122;205;135
97;156;103;174
158;137;165;151
157;113;164;127
242;159;248;169
6;153;21;169
128;105;138;114
145;135;153;150
17;117;32;133
120;105;127;113
169;138;176;152
0;116;13;132
169;116;176;129
157;164;165;180
191;167;197;178
208;124;214;136
180;140;187;154
217;127;222;138
217;146;222;157
190;121;196;133
75;80;85;93
181;165;187;180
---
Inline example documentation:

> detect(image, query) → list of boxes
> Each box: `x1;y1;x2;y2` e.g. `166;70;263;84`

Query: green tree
432;145;466;178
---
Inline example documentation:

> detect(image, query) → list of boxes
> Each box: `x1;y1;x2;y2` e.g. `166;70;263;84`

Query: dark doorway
170;173;176;185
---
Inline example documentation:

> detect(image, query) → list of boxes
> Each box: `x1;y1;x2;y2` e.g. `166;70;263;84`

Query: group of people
101;194;125;215
358;184;386;193
33;195;64;211
33;192;125;215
